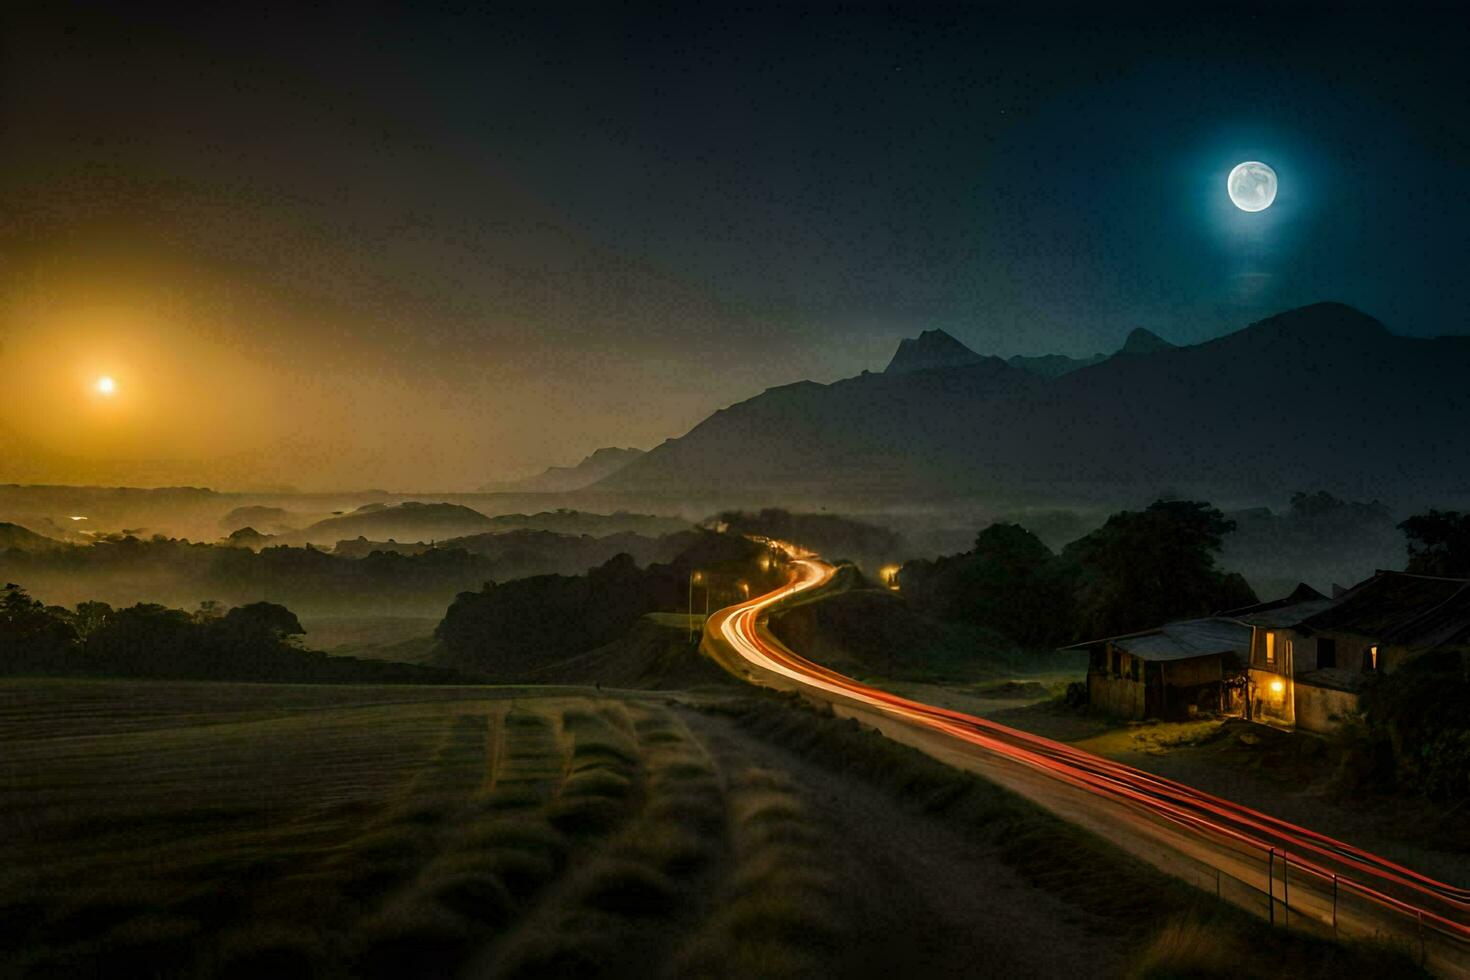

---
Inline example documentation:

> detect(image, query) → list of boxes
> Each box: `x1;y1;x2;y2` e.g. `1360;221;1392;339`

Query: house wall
1088;650;1225;719
1310;630;1376;674
1156;656;1221;688
1294;683;1360;735
1250;627;1305;672
1248;667;1293;727
1089;671;1145;718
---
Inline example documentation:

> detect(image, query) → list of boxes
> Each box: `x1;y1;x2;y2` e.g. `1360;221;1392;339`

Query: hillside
595;303;1470;507
1007;351;1106;379
884;328;988;373
515;613;735;688
0;522;65;553
477;509;689;538
288;502;496;545
480;446;645;493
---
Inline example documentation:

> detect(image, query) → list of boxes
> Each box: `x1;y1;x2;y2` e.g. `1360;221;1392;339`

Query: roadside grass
700;691;1428;978
1124;912;1422;980
673;766;844;978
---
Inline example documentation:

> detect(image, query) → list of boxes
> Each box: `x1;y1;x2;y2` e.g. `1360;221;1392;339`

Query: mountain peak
884;329;984;374
1117;327;1176;356
480;446;644;493
1244;302;1389;343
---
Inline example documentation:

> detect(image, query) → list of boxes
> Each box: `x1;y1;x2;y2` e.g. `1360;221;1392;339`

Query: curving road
702;557;1470;977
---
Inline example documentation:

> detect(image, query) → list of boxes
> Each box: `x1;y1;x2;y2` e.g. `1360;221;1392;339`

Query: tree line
899;499;1470;651
0;585;463;684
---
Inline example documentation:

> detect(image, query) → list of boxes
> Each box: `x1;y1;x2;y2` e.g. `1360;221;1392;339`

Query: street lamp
688;570;704;641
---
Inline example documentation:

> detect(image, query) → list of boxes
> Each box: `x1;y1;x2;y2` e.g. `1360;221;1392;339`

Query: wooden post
1159;660;1167;718
1267;849;1274;925
1283;852;1289;928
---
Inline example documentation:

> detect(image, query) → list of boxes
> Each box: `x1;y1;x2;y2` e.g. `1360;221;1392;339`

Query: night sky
1;3;1464;490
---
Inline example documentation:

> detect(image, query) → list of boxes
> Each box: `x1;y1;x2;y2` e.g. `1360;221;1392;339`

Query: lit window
1370;645;1379;670
1265;631;1275;665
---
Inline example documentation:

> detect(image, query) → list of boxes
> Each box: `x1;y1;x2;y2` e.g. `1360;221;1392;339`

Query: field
297;616;442;664
1;680;867;977
0;679;1422;979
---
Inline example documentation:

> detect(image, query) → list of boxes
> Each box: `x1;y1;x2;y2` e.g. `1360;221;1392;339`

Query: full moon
1228;161;1277;212
95;376;116;396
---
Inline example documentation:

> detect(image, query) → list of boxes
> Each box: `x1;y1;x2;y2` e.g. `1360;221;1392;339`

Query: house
1068;573;1470;728
1068;617;1252;720
1239;571;1470;734
1222;584;1339;731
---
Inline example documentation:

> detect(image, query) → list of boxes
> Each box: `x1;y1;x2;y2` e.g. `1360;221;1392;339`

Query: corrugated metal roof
1070;617;1251;662
1300;571;1470;645
1231;599;1337;627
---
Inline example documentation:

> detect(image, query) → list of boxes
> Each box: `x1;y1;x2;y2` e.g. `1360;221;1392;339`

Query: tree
84;604;196;676
1062;500;1256;639
1399;510;1470;578
193;599;225;624
220;602;305;643
1;583;77;669
73;601;114;641
898;524;1074;649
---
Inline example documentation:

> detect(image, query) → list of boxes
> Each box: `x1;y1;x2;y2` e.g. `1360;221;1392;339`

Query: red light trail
705;558;1470;976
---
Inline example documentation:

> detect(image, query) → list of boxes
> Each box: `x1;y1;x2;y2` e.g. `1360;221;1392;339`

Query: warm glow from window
95;375;116;396
1370;645;1378;670
1265;631;1275;664
1269;679;1285;695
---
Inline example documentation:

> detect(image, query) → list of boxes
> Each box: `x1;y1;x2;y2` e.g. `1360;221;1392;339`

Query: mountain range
592;303;1470;508
480;447;644;493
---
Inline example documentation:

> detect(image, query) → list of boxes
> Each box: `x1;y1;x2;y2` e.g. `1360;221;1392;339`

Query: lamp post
688;570;703;642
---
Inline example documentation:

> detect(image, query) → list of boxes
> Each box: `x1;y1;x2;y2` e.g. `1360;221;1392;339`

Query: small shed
1067;618;1252;720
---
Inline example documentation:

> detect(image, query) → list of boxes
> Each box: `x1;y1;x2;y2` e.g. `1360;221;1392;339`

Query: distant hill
1007;352;1106;379
593;303;1470;507
481;446;645;493
289;501;496;545
219;505;300;534
477;509;690;538
333;527;691;577
884;329;988;374
1115;327;1177;356
1006;326;1174;378
516;613;735;688
886;325;1175;381
0;522;66;553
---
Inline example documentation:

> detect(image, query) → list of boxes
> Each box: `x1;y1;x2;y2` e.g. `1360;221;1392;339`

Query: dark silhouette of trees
898;524;1073;649
435;533;770;677
899;500;1256;648
1399;510;1470;578
73;600;113;641
2;584;77;670
715;508;901;567
1063;500;1255;639
0;588;459;684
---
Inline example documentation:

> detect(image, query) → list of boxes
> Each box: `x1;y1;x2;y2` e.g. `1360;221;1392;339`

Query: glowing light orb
95;376;116;396
1227;161;1277;212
